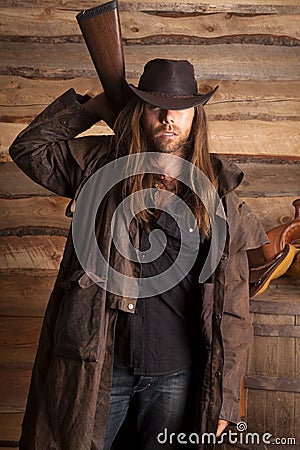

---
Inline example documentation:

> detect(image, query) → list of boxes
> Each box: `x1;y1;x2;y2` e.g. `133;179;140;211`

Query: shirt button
215;370;222;378
127;303;134;311
221;254;228;260
142;254;146;258
189;228;193;233
215;314;222;320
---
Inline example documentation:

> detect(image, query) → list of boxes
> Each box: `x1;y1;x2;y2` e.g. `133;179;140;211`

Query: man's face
141;103;195;154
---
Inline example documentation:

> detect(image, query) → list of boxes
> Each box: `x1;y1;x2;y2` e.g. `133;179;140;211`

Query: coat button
215;370;222;378
128;303;134;311
215;314;222;320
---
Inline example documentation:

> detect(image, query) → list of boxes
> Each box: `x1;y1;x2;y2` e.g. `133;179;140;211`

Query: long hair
111;97;218;238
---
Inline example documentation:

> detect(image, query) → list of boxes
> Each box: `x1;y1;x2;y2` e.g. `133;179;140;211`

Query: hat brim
127;83;218;110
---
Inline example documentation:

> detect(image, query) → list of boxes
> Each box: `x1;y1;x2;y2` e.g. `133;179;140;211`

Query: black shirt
114;211;206;375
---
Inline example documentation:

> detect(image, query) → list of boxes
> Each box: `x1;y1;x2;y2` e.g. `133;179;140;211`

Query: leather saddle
249;198;300;298
263;198;300;260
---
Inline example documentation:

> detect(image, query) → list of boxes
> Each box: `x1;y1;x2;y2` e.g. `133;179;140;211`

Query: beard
147;125;191;154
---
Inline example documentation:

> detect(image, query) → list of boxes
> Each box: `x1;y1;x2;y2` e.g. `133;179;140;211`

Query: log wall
0;0;299;447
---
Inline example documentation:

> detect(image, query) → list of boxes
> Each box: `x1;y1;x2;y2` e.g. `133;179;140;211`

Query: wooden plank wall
0;0;299;446
246;283;300;445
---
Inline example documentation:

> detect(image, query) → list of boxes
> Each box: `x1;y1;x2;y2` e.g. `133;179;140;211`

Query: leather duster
9;89;269;450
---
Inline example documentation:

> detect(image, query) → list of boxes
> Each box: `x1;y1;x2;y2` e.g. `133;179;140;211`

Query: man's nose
160;109;175;124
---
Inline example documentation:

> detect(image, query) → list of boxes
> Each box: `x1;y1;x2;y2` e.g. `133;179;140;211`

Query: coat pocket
54;269;102;361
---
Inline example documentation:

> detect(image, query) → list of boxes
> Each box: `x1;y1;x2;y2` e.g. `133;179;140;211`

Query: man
9;59;268;449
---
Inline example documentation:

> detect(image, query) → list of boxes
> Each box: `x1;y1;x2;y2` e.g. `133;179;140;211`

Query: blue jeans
98;363;194;449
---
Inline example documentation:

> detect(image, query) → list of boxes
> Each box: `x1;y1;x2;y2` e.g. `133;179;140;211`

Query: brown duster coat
9;89;268;450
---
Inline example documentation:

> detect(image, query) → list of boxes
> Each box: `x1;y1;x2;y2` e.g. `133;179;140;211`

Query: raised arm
9;89;114;198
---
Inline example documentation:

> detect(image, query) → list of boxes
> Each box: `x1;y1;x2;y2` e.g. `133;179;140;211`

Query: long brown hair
111;97;218;238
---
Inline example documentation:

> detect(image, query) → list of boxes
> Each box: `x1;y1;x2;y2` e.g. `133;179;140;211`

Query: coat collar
211;153;244;197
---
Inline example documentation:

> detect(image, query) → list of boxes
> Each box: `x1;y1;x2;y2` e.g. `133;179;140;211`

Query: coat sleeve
9;88;110;198
219;194;269;423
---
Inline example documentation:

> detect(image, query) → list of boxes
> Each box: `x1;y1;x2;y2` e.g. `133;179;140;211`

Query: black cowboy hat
126;58;218;110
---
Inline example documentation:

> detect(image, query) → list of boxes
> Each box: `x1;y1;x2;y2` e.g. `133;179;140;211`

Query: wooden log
236;161;300;197
2;77;299;112
0;235;66;270
0;7;80;40
1;76;299;160
208;120;300;156
0;197;70;229
0;195;298;234
250;285;300;316
1;99;299;127
0;447;19;449
0;0;299;14
1;42;299;81
0;163;55;198
1;8;299;45
239;197;298;231
0;317;43;347
0;412;22;442
0;122;113;163
1;119;299;162
0;193;298;244
0;76;101;116
123;12;299;45
0;269;55;317
245;375;300;393
0;123;25;162
0;270;55;369
0;368;31;413
1;158;299;198
250;283;300;307
0;317;42;368
121;0;300;12
253;324;300;338
1;76;299;124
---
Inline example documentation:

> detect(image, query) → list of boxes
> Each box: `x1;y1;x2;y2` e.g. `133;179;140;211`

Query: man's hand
216;419;229;437
84;92;115;128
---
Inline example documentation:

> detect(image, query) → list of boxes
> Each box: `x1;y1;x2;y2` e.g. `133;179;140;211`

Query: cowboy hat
126;58;218;110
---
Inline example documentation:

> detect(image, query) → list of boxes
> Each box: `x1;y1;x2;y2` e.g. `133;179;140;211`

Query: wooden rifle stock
77;0;131;112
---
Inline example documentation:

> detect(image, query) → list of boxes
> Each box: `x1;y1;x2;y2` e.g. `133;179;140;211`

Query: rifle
77;0;131;113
